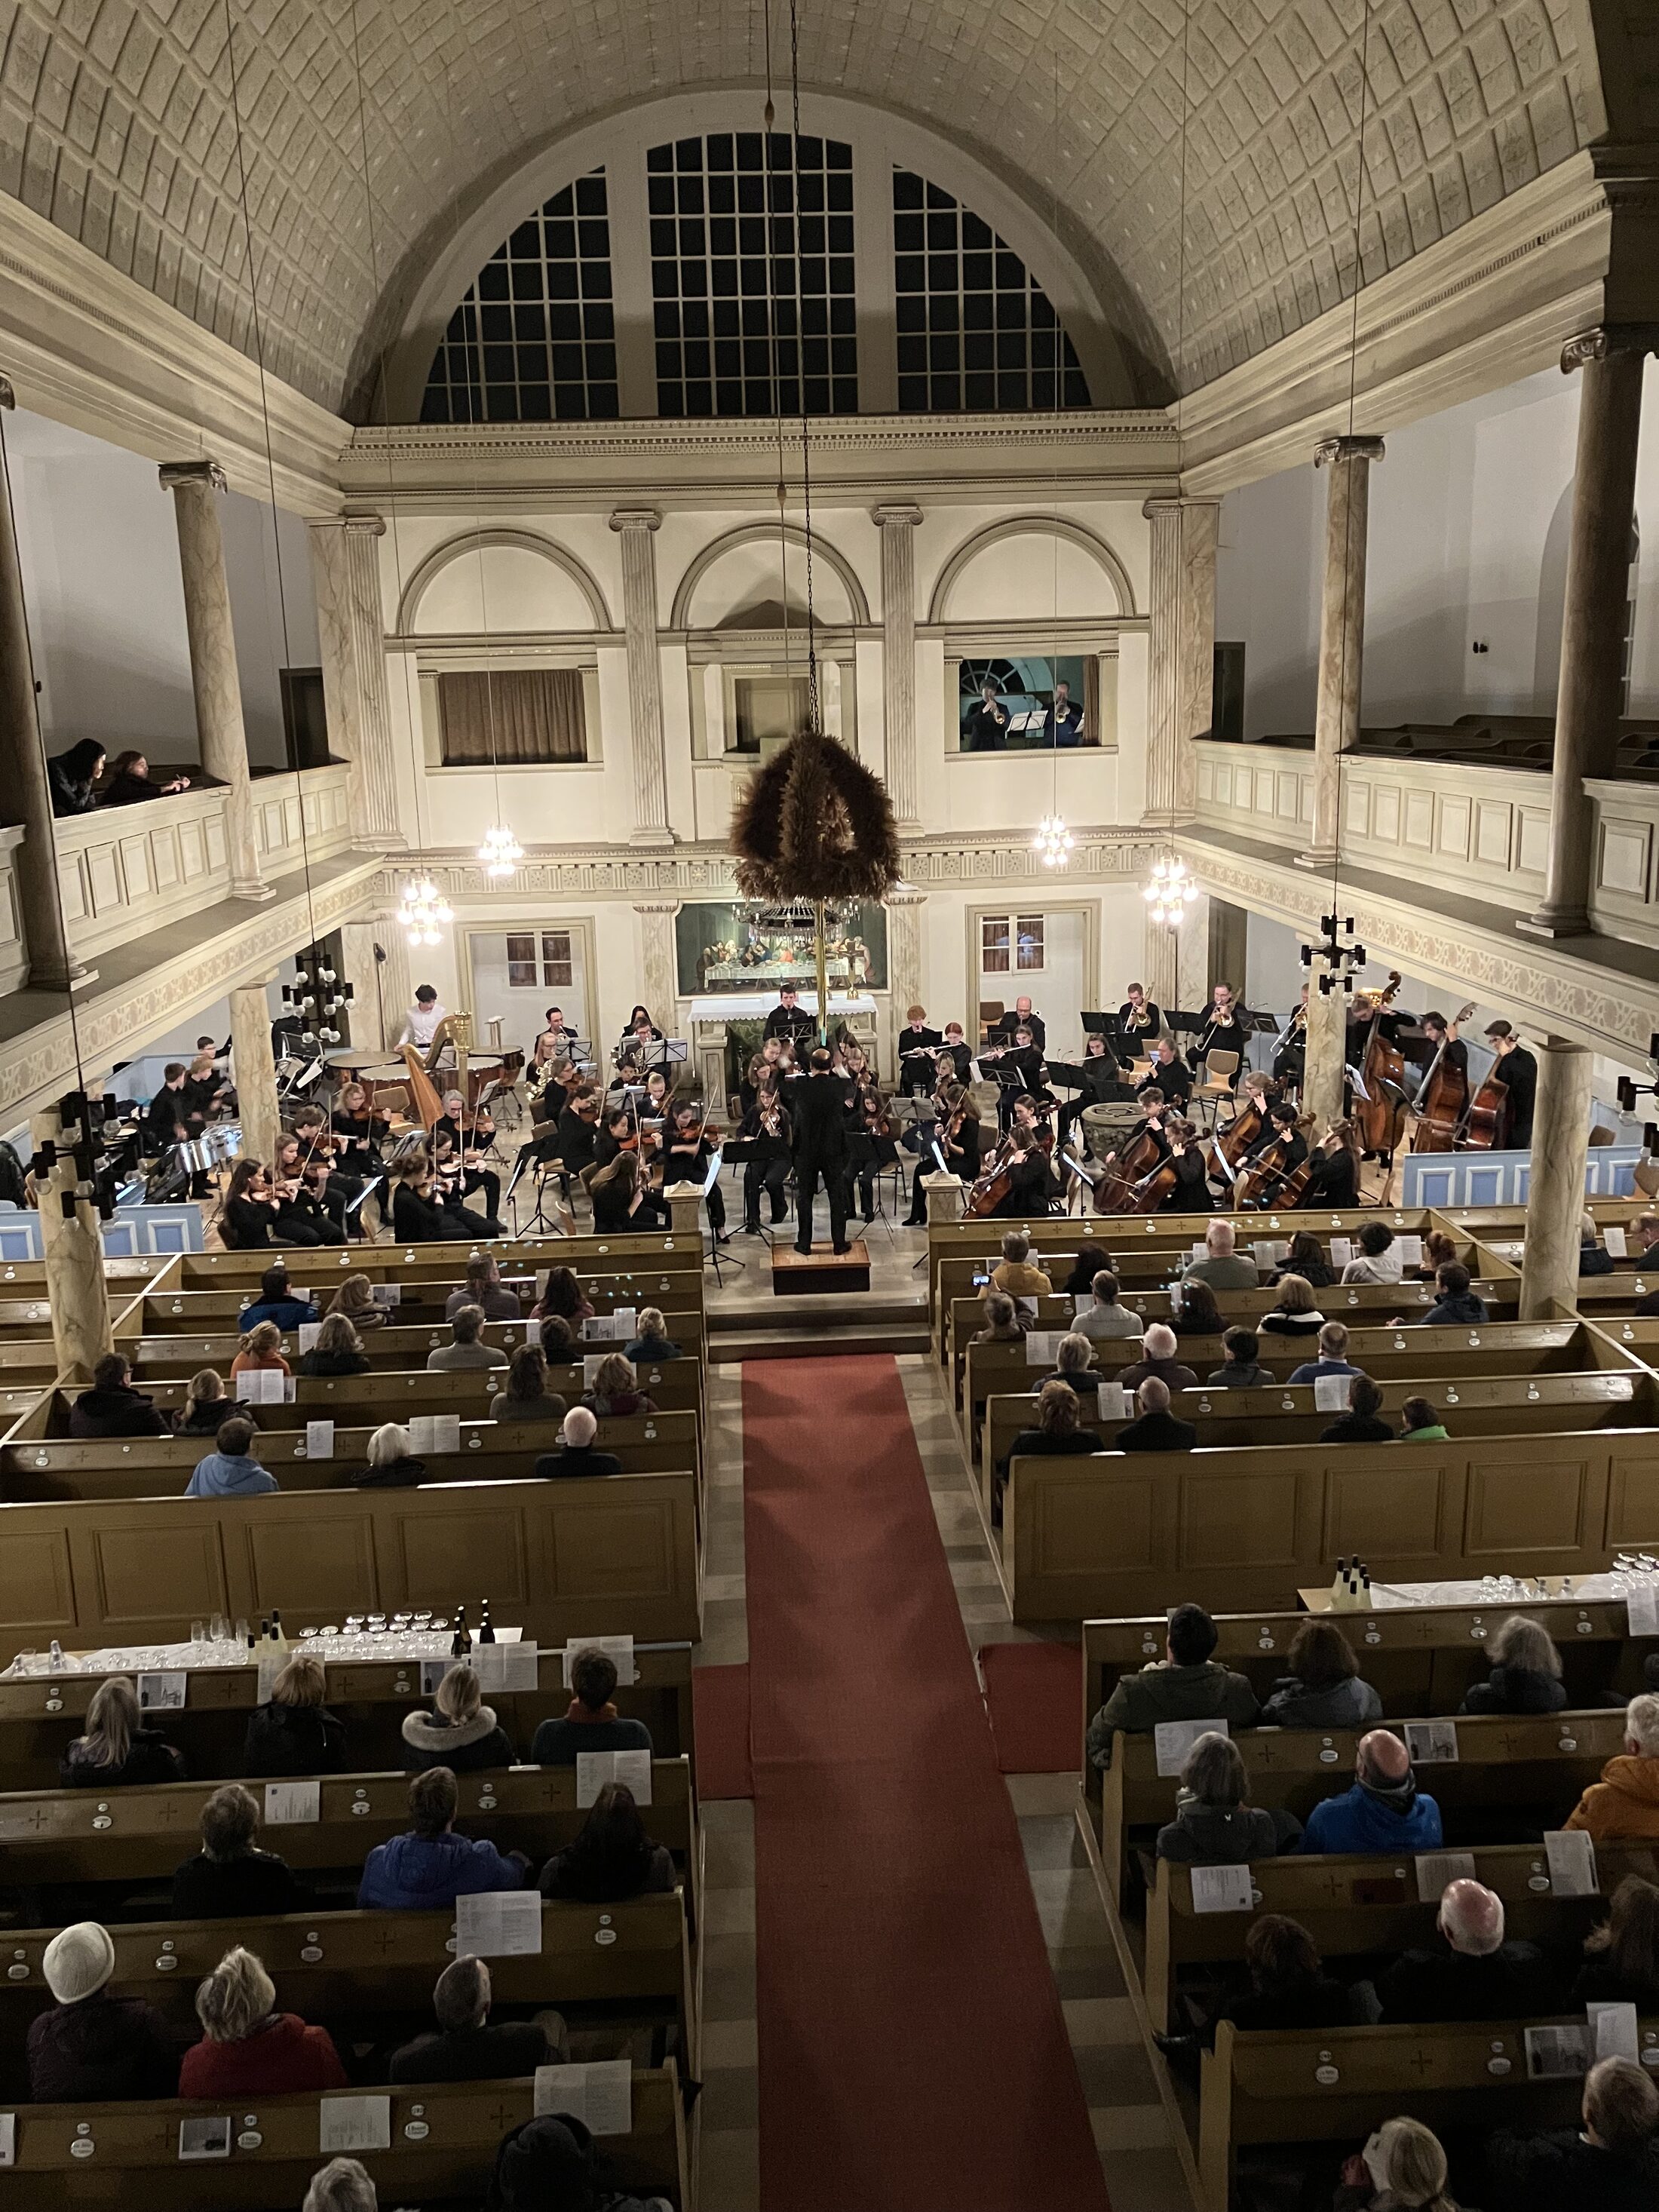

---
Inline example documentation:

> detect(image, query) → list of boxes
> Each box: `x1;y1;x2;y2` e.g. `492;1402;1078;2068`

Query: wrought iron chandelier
398;873;453;948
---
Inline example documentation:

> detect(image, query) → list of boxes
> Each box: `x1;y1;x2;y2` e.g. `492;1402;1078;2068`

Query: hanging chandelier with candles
1143;853;1199;926
1032;814;1074;870
398;873;453;948
477;824;523;879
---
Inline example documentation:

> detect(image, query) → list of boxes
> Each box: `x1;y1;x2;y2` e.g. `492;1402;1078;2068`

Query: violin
1412;1001;1477;1155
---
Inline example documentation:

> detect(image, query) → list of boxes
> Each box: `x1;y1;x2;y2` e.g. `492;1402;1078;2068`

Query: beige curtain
437;669;586;763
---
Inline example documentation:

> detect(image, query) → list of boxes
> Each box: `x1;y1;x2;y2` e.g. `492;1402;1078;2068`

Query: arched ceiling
0;0;1626;421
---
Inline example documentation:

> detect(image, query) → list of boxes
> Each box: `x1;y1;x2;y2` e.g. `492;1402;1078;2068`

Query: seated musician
1137;1036;1192;1109
986;1023;1049;1132
739;1075;793;1234
991;1113;1056;1217
1296;1120;1360;1208
1296;1729;1443;1854
588;1148;667;1232
289;1106;365;1229
763;983;816;1044
1156;1115;1213;1211
935;1020;974;1085
532;1005;576;1063
1118;980;1160;1043
738;1038;787;1116
1057;1032;1135;1145
903;1081;981;1225
330;1080;392;1174
436;1090;500;1217
551;1085;602;1177
1156;1732;1301;1864
1374;1877;1557;2023
590;1101;635;1172
1272;985;1309;1091
621;1003;664;1043
270;1134;347;1246
665;1103;727;1240
1250;1098;1307;1174
1085;1603;1259;1769
430;1130;504;1237
391;1153;497;1244
897;1004;944;1092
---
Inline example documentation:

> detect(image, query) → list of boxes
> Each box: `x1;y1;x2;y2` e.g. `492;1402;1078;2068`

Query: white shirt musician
397;986;447;1048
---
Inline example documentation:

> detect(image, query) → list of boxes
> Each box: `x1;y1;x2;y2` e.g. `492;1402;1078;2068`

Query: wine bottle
270;1610;290;1657
1329;1556;1348;1606
477;1602;495;1646
451;1605;471;1658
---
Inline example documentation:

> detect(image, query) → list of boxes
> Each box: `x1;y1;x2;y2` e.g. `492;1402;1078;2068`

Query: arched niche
397;529;614;635
671;524;869;632
927;516;1136;624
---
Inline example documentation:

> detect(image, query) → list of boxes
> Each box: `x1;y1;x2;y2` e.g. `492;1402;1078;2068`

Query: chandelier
1143;854;1199;925
398;873;453;948
477;824;523;879
1033;814;1074;870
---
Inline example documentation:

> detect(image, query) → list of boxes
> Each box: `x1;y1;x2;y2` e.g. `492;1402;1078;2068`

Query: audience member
537;1312;577;1365
1000;1382;1103;1512
1213;1915;1354;2033
428;1302;509;1372
446;1255;523;1321
531;1647;654;1766
1118;1322;1197;1393
27;1921;177;2101
1334;2117;1459;2212
989;1230;1053;1299
1259;1274;1324;1337
357;1767;526;1909
1073;1270;1143;1342
1572;1874;1659;2009
1579;1210;1616;1277
1059;1243;1111;1298
539;1781;675;1902
1087;1603;1259;1768
1183;1220;1259;1290
1207;1327;1274;1389
236;1264;318;1332
1397;1394;1449;1442
389;1956;557;2083
1287;1321;1357;1385
1298;1730;1443;1854
1410;1229;1459;1282
173;1367;250;1435
1420;1262;1487;1326
1374;1877;1556;2022
1156;1732;1302;1864
61;1674;186;1787
485;2112;673;2212
1271;1232;1335;1289
327;1274;386;1332
490;1342;568;1424
1115;1376;1197;1453
624;1307;680;1364
1487;2057;1659;2210
581;1351;658;1417
186;1416;278;1496
1170;1277;1223;1340
170;1784;305;1919
297;1312;371;1376
969;1290;1028;1345
1458;1615;1567;1715
1262;1620;1383;1729
1038;1332;1101;1403
231;1319;291;1376
533;1406;624;1480
303;2160;377;2212
69;1352;169;1437
1342;1220;1402;1285
243;1651;348;1775
402;1662;516;1775
351;1420;428;1488
1321;1374;1394;1443
534;1266;594;1327
1565;1693;1659;1838
179;1945;346;2095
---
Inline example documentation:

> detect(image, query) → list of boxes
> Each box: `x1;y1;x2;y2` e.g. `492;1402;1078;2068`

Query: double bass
1412;1002;1477;1154
1354;973;1408;1161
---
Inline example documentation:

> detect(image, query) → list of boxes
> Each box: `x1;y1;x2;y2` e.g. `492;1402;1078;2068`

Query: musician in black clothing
903;1085;982;1224
1483;1022;1538;1147
1007;996;1045;1053
897;1007;945;1093
1188;983;1249;1081
1118;983;1161;1042
990;1125;1055;1218
330;1082;391;1176
1151;1118;1212;1212
1298;1123;1361;1209
554;1093;601;1178
1057;1034;1136;1146
1273;987;1310;1092
764;986;817;1045
961;678;1012;752
1137;1038;1192;1109
1419;1011;1469;1088
621;1005;663;1042
1253;1101;1308;1173
788;1050;852;1253
934;1021;974;1085
146;1063;211;1195
738;1091;793;1233
987;1026;1050;1132
591;1105;633;1173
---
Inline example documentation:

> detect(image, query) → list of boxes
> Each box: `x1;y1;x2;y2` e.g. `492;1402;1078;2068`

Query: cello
1412;1002;1477;1154
1460;1060;1509;1151
1353;973;1408;1161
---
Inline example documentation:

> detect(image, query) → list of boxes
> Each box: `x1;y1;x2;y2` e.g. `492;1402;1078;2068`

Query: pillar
311;514;403;848
1300;951;1348;1134
1519;328;1656;940
1299;437;1385;870
31;1107;111;1382
609;510;673;845
1142;497;1221;826
230;983;283;1171
874;504;922;827
632;900;682;1031
885;886;927;1074
159;460;271;901
1141;909;1177;1014
1519;1036;1595;1318
0;374;91;991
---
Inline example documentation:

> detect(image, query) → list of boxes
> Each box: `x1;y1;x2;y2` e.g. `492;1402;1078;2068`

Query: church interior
0;2;1657;2207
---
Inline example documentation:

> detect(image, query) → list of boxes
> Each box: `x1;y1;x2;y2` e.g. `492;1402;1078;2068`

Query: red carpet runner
744;1356;1111;2210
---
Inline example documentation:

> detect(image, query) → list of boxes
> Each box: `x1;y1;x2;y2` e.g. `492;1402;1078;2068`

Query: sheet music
575;1747;652;1806
474;1639;540;1693
562;1634;636;1687
1155;1717;1225;1777
455;1888;543;1958
317;2096;391;2152
534;2059;633;2136
264;1779;320;1825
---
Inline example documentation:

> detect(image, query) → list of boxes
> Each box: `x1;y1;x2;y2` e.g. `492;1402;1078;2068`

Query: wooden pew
143;1262;706;1331
1197;2018;1656;2212
8;2062;689;2210
0;1756;697;1888
1144;1841;1658;2032
1003;1425;1659;1624
0;1468;702;1663
179;1231;704;1290
1095;1710;1626;1908
0;1640;697;1788
126;1310;708;1376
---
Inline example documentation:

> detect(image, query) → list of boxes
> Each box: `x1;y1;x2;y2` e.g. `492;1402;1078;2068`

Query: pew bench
181;1231;704;1290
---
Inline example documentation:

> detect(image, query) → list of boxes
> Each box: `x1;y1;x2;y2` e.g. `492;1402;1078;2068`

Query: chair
1192;1051;1240;1123
978;1000;1004;1045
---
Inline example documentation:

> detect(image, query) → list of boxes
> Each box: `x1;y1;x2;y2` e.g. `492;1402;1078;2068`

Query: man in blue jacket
236;1264;320;1334
358;1767;527;1911
1298;1729;1443;1855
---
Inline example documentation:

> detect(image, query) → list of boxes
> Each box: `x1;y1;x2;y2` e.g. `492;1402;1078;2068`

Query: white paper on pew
1314;1374;1349;1413
1098;1381;1128;1422
575;1747;652;1807
409;1413;461;1454
1413;1851;1476;1903
1605;1226;1628;1259
305;1420;334;1461
1590;2001;1640;2061
1190;1864;1254;1914
1251;1241;1275;1269
1627;1582;1659;1635
1524;2023;1591;2079
1189;1243;1206;1262
474;1640;539;1693
284;1375;298;1402
177;2115;231;2161
1023;1331;1064;1367
137;1671;186;1711
298;1323;321;1351
244;1367;284;1405
318;2095;391;2153
265;1779;320;1826
0;2113;13;2166
1155;1717;1225;1778
1074;1294;1093;1318
1016;1295;1038;1318
563;1634;636;1687
1545;1828;1599;1897
582;1355;606;1388
535;2059;633;2136
1398;1235;1424;1266
1403;1720;1459;1765
370;1281;400;1307
455;1888;543;1959
256;1653;284;1704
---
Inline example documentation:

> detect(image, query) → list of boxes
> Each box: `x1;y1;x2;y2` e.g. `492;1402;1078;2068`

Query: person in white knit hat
27;1921;177;2103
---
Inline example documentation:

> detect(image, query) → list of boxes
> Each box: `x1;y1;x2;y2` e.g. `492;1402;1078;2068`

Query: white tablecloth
685;992;878;1022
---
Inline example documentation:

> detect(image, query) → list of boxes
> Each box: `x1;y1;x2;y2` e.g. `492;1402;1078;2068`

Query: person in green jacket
1085;1603;1260;1769
1397;1394;1451;1442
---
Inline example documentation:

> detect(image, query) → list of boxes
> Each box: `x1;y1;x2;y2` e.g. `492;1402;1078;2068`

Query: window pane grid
421;172;618;425
650;132;858;418
893;169;1089;413
541;932;575;987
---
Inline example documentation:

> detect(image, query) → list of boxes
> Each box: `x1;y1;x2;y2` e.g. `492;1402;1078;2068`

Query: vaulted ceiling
0;0;1637;419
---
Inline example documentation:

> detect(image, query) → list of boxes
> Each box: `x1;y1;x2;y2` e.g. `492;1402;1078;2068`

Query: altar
683;991;881;1103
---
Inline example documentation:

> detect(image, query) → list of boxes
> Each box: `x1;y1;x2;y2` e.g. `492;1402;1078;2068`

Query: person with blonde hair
327;1272;386;1330
581;1351;658;1418
351;1420;428;1489
624;1306;680;1364
401;1661;515;1776
1259;1272;1324;1336
243;1650;348;1777
1335;2116;1459;2212
1458;1614;1566;1715
1580;1208;1617;1277
173;1366;251;1435
1036;1330;1101;1404
1574;1873;1659;2009
303;2160;377;2212
60;1674;186;1788
1565;1692;1659;1839
179;1944;346;2096
231;1318;290;1376
1157;1732;1301;1864
297;1311;371;1377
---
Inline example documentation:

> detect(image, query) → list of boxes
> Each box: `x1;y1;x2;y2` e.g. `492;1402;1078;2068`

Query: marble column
1519;328;1656;940
230;983;283;1171
874;505;922;828
1519;1035;1594;1319
311;514;403;848
1141;910;1177;1013
609;511;673;846
1142;498;1221;826
1299;953;1348;1134
633;900;682;1031
0;374;90;992
159;460;271;901
31;1107;111;1380
1300;437;1385;869
885;888;928;1079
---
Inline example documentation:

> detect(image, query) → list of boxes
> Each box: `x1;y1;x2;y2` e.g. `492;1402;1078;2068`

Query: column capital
630;897;682;916
340;511;387;538
1313;435;1386;469
609;507;662;535
1141;495;1222;520
1561;324;1659;372
160;458;227;494
871;502;923;529
885;884;928;907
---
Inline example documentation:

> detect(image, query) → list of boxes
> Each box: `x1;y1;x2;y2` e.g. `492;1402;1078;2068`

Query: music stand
644;1039;690;1069
723;1136;779;1248
693;1146;742;1284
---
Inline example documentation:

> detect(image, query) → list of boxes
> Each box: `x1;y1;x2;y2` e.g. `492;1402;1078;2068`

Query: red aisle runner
744;1355;1110;2210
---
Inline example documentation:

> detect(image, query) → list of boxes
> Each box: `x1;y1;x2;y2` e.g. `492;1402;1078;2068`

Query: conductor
790;1048;852;1256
